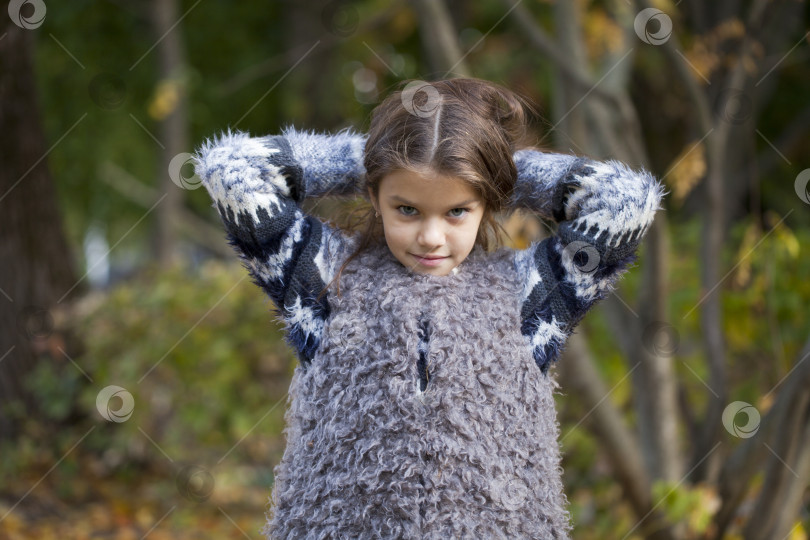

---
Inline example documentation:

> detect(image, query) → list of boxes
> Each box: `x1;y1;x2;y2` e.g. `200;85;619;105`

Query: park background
1;0;809;538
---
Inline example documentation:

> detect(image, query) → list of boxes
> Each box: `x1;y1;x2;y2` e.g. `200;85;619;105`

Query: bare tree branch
743;374;810;538
499;0;621;106
637;0;776;485
634;0;712;143
557;334;654;522
213;5;404;97
411;0;471;78
551;0;589;147
752;104;810;178
768;406;810;539
676;382;700;447
600;296;635;358
638;216;682;483
692;0;773;484
99;162;234;259
713;337;810;537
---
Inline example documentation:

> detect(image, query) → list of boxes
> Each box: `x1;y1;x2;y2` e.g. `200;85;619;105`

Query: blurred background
1;0;809;538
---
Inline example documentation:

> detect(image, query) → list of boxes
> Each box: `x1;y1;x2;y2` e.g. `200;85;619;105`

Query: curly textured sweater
193;127;665;539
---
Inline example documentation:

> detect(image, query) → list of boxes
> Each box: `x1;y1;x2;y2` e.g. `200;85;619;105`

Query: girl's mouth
412;254;448;267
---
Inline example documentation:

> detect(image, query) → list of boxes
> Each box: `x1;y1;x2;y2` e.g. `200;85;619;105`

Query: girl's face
369;168;486;276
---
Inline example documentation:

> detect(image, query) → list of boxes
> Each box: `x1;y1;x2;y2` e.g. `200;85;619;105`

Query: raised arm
192;127;367;368
511;149;666;374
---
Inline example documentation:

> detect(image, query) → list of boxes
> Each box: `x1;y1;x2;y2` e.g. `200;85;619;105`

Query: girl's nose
417;218;446;248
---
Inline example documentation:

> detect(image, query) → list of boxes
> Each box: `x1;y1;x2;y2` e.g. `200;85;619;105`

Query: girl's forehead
379;171;483;210
380;169;479;200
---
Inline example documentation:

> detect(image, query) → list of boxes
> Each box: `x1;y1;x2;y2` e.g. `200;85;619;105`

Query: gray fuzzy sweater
193;127;666;539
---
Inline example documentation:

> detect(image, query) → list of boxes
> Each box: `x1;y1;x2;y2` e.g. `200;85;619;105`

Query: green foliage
23;360;84;423
560;216;810;537
650;480;719;534
75;258;294;465
3;259;296;489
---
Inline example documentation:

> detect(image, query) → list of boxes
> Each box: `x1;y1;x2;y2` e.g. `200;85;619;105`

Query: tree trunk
557;334;654;523
636;216;682;484
0;18;82;439
150;0;188;267
411;0;471;78
551;0;588;148
285;0;343;129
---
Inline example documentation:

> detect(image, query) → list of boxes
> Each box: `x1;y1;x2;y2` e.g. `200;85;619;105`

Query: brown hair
318;77;537;301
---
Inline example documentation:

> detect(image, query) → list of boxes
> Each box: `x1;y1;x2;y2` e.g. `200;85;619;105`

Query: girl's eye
396;206;470;218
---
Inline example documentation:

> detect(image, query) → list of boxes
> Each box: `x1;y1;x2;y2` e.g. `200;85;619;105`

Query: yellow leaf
584;9;626;56
502;211;543;250
148;78;182;121
732;221;759;288
788;521;807;540
665;139;706;206
651;0;678;10
684;19;745;83
0;506;25;532
683;41;719;83
135;506;155;529
758;391;775;414
767;211;800;259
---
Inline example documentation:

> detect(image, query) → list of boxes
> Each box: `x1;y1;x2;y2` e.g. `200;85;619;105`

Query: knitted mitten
511;149;667;373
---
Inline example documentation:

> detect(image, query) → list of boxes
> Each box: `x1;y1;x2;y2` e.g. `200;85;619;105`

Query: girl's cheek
387;225;412;243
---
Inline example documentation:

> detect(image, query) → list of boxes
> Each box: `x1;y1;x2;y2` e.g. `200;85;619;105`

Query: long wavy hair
318;77;537;300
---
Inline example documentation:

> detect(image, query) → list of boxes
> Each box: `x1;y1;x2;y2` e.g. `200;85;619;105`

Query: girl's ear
367;185;378;213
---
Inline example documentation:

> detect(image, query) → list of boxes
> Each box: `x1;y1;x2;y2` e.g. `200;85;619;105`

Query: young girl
194;78;665;539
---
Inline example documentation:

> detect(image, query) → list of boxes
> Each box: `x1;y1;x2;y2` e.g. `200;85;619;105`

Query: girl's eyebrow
389;195;479;207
